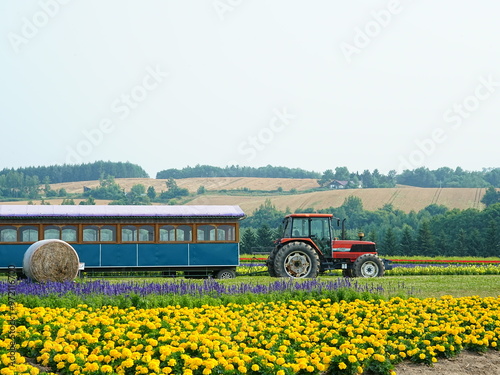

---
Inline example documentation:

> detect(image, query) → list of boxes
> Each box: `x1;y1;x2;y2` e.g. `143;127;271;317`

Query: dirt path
395;350;500;375
26;350;500;374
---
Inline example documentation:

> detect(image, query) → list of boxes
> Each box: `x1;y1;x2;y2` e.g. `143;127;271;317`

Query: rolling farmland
1;177;489;213
187;186;487;213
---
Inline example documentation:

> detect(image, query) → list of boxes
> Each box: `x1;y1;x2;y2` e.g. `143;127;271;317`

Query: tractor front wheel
352;254;385;277
273;242;320;278
266;248;277;277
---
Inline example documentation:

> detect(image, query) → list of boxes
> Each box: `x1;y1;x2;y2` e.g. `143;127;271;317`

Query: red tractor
266;213;392;278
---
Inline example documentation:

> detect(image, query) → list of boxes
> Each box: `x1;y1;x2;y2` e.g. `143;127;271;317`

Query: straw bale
23;239;80;282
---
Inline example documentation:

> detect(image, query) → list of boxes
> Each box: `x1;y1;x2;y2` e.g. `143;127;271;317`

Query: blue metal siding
189;243;239;266
138;244;189;266
100;244;136;267
73;244;100;266
0;244;26;267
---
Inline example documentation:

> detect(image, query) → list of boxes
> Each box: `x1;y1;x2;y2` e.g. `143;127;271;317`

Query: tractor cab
280;214;333;256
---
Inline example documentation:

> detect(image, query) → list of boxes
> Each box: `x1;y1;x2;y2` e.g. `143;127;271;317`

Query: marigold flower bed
1;295;499;375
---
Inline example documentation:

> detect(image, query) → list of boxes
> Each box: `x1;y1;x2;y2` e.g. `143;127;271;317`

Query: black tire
352;254;385;277
273;241;320;278
266;247;279;277
214;268;236;279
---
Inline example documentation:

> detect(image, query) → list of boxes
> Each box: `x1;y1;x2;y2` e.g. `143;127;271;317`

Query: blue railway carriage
0;205;246;279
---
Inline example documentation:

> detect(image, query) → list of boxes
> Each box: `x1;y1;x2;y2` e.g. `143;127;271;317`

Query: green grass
159;274;500;299
333;274;500;299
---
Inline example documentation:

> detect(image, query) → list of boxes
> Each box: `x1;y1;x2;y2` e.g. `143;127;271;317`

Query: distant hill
47;177;320;195
16;177;486;213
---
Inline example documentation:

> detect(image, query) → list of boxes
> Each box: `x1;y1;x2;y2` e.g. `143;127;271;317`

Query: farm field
1;272;500;375
48;177;321;195
187;186;487;213
14;177;486;213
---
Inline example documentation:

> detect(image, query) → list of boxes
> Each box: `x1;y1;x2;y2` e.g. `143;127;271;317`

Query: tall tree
255;224;275;250
382;227;397;255
147;186;156;200
417;220;435;256
240;228;257;254
399;225;415;256
481;187;499;207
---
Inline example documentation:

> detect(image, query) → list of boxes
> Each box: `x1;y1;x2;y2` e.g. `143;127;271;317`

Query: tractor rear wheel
352;254;385;277
273;241;320;278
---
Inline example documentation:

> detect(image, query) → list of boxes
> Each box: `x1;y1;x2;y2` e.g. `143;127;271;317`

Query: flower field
1;295;500;375
1;275;500;375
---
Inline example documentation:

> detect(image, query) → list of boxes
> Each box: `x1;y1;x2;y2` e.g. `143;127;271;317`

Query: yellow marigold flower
69;363;79;371
101;365;113;373
276;371;285;375
251;364;259;371
122;359;134;368
419;353;426;360
338;362;347;370
348;355;357;363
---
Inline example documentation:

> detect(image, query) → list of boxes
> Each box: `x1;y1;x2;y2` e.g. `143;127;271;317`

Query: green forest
0;161;148;199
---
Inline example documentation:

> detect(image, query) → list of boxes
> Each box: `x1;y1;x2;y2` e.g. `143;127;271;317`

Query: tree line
317;166;500;189
0;161;148;199
156;165;321;179
239;198;500;258
157;165;500;189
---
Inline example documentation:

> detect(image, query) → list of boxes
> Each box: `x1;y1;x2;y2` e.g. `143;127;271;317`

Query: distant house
328;180;349;189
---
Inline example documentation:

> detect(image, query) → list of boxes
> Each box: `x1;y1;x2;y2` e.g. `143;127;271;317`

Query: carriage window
177;225;192;241
139;225;154;242
100;226;116;242
62;225;77;242
83;226;99;242
217;225;235;241
122;225;137;242
160;225;175;241
0;226;17;242
20;226;38;242
44;226;61;239
197;225;215;241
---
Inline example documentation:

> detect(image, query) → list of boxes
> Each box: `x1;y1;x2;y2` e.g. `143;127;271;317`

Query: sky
1;1;499;178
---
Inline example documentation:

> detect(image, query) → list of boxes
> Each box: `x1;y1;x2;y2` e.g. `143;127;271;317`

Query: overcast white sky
1;1;499;178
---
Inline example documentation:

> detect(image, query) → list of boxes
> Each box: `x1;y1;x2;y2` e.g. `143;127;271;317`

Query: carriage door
310;218;332;256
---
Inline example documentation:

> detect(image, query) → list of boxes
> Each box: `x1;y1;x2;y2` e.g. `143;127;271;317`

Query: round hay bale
23;239;80;282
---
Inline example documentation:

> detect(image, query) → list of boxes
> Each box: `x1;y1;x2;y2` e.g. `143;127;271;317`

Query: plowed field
4;178;488;213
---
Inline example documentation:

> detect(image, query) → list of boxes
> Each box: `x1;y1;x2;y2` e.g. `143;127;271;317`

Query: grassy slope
1;177;488;213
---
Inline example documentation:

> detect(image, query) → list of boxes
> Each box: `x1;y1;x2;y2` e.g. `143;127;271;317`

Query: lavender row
0;277;386;298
